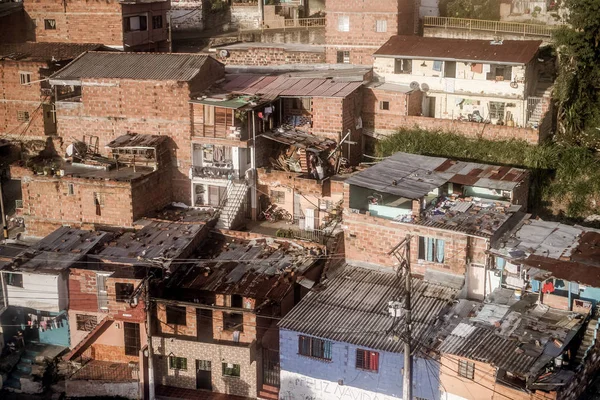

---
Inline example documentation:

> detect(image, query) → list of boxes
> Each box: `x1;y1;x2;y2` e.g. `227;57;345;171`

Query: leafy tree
553;0;600;148
439;0;500;20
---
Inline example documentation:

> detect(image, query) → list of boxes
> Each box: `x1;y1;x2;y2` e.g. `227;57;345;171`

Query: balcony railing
239;17;325;31
192;166;235;179
423;16;557;37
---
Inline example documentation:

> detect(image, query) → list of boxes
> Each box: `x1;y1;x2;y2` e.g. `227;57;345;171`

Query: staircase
526;81;553;128
5;344;62;394
258;384;280;400
575;317;600;365
216;181;248;230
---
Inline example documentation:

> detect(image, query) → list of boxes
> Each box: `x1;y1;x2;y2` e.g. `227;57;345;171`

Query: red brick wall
156;303;197;337
131;169;173;221
257;168;328;197
23;0;123;46
219;48;325;66
342;89;363;165
0;61;50;139
370;115;541;144
363;87;422;130
325;0;415;65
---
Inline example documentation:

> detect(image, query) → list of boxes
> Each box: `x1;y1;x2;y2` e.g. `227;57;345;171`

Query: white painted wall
5;272;66;312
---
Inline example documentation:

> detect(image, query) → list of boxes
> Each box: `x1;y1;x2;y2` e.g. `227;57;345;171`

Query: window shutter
427;238;434;262
370;352;379;371
436;239;445;263
356;349;364;368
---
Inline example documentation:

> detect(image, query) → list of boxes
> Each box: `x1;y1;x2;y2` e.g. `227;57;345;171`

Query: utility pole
145;278;155;400
390;235;412;400
0;179;8;240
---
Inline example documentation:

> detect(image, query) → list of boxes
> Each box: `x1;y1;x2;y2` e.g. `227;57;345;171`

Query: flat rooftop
0;42;106;62
216;42;325;53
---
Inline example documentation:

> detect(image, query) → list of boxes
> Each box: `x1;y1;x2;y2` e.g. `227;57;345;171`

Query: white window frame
338;15;350;32
19;72;32;85
375;20;387;33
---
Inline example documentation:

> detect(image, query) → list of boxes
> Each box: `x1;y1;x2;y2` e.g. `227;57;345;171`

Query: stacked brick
220;47;326;66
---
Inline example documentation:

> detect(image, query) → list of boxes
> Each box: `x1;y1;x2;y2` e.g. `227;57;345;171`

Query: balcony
191;166;235;180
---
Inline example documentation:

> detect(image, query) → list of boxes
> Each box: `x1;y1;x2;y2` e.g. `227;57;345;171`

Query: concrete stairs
216;181;248;230
258;384;280;400
5;346;50;394
575;318;600;365
527;80;553;127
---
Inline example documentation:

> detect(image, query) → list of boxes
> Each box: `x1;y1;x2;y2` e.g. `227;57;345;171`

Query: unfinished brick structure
325;0;416;65
50;52;225;203
21;0;170;51
216;44;326;66
362;83;423;133
0;43;105;140
10;134;174;237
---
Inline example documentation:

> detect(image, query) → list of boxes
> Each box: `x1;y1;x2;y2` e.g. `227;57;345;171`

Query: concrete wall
5;271;66;312
423;27;553;46
279;329;441;400
152;336;257;397
65;380;139;399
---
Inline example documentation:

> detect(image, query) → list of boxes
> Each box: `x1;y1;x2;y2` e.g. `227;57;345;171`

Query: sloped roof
374;35;542;65
51;52;214;82
0;42;107;62
279;265;458;353
106;133;169;149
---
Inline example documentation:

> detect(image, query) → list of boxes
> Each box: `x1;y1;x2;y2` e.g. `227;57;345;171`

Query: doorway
196;360;212;390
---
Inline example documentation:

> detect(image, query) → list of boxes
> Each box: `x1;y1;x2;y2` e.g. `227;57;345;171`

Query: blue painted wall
279;328;441;400
38;311;70;348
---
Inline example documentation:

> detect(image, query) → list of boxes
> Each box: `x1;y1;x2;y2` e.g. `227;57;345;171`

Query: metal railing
192;166;235;179
239;17;325;31
423;16;556;37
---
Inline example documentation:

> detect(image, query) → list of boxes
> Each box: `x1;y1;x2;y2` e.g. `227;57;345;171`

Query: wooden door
196;360;212;390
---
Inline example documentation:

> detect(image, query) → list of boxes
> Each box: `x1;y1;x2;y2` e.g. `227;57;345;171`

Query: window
394;59;412;74
489;102;506;120
17;111;30;122
458;359;475;380
76;314;98;332
115;282;134;303
97;273;110;310
169;356;187;370
5;273;23;288
204;105;215;125
152;15;163;29
375;20;387;32
490;65;512;81
124;322;141;356
418;236;445;263
19;72;31;85
298;335;332;360
379;101;390;111
124;15;148;32
356;349;379;372
337;51;350;64
67;183;74;196
432;60;443;72
44;19;56;30
271;190;285;204
224;294;243;308
93;192;105;206
223;312;243;332
222;362;241;377
166;305;187;325
337;15;349;32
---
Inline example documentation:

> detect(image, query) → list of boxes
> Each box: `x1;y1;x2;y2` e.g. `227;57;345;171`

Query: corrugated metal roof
51;52;214;82
374;35;542;65
106;133;169;149
279;265;458;353
0;42;107;62
222;74;364;98
260;130;336;151
346;152;528;199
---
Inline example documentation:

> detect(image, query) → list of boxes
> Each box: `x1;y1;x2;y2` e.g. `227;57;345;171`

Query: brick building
48;52;225;205
343;152;530;299
362;82;423;135
10;133;174;237
214;43;326;66
152;233;325;399
0;42;106;140
0;2;34;43
19;0;170;51
325;0;417;65
62;220;211;399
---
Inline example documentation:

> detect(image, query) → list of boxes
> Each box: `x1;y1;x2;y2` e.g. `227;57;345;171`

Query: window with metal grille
19;72;31;85
222;362;241;377
166;305;187;325
271;190;285;204
356;349;379;372
169;356;187;370
96;273;110;310
337;51;350;64
67;183;75;196
298;335;332;360
458;359;475;380
115;282;134;303
17;111;29;122
44;19;56;30
124;322;141;356
152;15;163;29
375;20;387;32
76;314;98;332
379;101;390;111
418;236;445;263
337;15;349;32
489;102;506;120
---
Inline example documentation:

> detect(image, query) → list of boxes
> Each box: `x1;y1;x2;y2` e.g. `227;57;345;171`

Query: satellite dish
66;141;87;158
420;83;430;92
219;49;230;58
409;81;420;90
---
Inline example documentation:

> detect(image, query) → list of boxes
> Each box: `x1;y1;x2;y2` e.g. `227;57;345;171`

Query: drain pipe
145;279;155;400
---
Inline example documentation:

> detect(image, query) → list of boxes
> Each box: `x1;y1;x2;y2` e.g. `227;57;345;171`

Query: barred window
298;335;332;360
17;111;29;122
356;349;379;372
19;72;31;85
271;190;285;204
375;20;387;32
222;363;240;377
458;359;475;380
169;356;187;370
76;314;98;332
